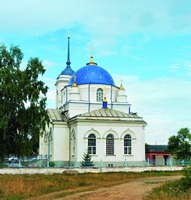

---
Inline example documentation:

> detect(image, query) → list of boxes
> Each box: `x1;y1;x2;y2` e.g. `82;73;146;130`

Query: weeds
144;166;191;200
0;171;182;200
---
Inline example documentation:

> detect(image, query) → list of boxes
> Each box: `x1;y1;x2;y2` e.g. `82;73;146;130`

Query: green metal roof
48;109;63;121
79;108;141;118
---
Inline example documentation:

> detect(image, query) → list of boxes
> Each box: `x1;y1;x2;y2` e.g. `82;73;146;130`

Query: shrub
49;161;55;167
179;165;191;190
0;163;8;168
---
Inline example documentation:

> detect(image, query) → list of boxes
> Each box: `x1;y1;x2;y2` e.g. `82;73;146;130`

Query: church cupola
55;35;75;109
68;56;115;86
119;83;124;90
58;34;75;77
117;80;127;103
69;75;80;101
72;76;77;87
86;56;97;66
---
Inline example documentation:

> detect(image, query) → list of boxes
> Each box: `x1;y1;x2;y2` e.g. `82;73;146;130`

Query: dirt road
60;175;181;200
28;175;181;200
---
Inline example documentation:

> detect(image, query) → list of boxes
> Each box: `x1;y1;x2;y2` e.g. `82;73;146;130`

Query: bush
179;165;191;190
49;161;55;167
21;161;29;167
0;163;8;168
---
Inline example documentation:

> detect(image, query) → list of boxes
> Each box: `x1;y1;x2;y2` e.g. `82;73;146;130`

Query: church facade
39;36;147;167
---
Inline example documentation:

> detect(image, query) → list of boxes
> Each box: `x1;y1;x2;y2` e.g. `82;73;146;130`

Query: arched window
124;134;131;154
96;88;103;102
88;134;96;154
106;134;114;155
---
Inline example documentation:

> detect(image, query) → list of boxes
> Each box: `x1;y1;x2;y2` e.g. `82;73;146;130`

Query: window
124;134;131;154
106;134;114;155
88;134;96;154
96;88;103;102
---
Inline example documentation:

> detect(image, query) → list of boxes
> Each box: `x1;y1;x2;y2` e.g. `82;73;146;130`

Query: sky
1;0;191;144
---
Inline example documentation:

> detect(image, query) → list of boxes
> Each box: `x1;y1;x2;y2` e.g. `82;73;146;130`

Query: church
39;36;147;167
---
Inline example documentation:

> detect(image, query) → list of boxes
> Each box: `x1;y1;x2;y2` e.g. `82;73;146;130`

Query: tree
145;143;150;152
0;45;49;160
168;128;191;160
80;151;95;167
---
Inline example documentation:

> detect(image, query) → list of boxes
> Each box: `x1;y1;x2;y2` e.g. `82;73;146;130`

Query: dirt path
28;175;181;200
58;176;181;200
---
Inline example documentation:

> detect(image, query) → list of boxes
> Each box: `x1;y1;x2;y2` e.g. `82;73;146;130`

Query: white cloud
42;60;61;69
43;71;191;144
170;64;180;70
113;75;191;144
41;77;56;108
20;60;28;70
46;90;56;108
1;0;191;37
2;0;190;146
113;74;140;85
170;61;191;76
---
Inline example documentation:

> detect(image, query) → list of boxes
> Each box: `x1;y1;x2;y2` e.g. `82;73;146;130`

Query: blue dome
68;64;115;86
60;66;75;76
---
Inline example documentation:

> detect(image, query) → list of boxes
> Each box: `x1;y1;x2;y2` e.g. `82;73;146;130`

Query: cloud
2;0;190;146
114;75;191;144
1;0;191;37
43;70;191;144
113;74;140;85
41;77;56;108
46;90;56;108
170;61;191;77
20;60;28;70
42;60;61;70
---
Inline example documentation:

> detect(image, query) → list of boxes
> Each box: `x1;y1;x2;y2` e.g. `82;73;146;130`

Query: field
0;171;187;200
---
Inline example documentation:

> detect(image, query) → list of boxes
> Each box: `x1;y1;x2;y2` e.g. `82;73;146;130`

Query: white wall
52;123;69;161
61;84;124;117
72;121;145;164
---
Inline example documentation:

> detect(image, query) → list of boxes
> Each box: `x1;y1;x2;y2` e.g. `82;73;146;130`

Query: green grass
144;180;191;200
144;166;191;200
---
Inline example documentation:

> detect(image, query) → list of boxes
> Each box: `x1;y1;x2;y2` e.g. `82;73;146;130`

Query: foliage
0;162;8;168
49;161;55;167
168;128;191;159
0;45;49;160
145;143;150;152
144;179;190;200
180;165;191;190
80;151;95;167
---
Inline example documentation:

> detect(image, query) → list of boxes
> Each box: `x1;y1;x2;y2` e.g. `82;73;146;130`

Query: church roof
60;66;75;76
68;61;115;86
48;108;146;125
48;109;63;121
75;108;146;124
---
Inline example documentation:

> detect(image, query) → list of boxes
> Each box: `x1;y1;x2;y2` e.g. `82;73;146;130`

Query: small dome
59;66;75;76
68;64;115;86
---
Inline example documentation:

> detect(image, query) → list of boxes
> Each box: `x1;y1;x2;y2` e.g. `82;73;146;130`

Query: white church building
39;36;147;167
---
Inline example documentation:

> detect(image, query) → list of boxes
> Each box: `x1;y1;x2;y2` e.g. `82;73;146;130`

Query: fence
1;155;191;169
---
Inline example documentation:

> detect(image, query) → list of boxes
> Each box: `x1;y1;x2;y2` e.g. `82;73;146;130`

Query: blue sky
1;0;191;144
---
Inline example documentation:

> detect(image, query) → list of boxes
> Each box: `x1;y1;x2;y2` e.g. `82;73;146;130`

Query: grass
144;166;191;200
144;177;191;200
0;171;183;200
